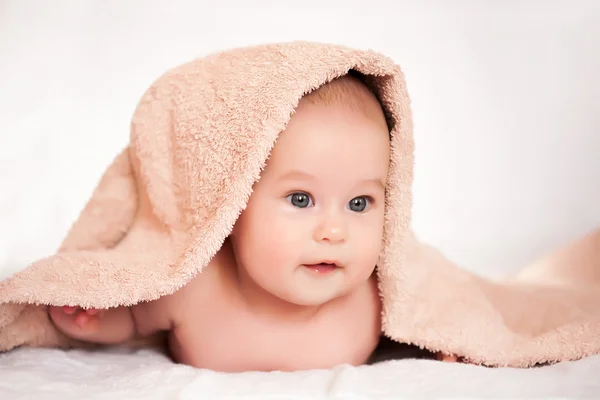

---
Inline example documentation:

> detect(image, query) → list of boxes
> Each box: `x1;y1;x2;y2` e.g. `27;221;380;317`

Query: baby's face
231;96;390;306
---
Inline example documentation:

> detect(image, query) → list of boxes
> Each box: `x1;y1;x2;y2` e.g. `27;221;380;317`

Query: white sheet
1;347;598;399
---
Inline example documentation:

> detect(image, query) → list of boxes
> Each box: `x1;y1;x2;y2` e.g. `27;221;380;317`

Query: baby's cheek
253;215;297;265
264;211;302;243
264;227;298;264
354;236;382;275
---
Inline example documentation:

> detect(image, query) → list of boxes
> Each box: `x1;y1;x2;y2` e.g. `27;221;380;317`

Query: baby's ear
59;147;138;252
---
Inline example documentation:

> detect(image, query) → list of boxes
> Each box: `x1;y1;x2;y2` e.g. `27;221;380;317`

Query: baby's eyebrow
278;171;385;190
278;170;314;182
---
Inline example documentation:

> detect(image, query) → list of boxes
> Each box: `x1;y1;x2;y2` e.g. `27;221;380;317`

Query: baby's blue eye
287;192;313;208
348;196;369;212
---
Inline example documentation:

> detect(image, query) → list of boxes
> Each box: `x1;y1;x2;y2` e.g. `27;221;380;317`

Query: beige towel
1;41;598;367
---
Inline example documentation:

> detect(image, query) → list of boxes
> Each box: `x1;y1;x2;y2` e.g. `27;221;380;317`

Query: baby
48;74;448;371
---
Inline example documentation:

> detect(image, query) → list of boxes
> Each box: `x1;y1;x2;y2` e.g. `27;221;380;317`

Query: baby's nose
313;214;347;244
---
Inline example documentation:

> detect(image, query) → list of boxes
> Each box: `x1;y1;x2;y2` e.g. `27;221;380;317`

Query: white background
1;0;599;280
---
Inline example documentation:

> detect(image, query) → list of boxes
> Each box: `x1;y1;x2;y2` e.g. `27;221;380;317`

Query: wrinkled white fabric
1;347;598;399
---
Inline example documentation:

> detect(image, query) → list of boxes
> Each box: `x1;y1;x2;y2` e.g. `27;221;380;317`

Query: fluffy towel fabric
0;41;598;367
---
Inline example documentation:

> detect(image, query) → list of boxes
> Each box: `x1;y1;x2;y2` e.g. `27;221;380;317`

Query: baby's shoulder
299;276;381;367
330;275;381;335
131;249;231;334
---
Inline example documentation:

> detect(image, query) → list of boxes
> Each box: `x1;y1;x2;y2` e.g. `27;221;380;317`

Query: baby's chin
279;291;341;307
274;268;356;307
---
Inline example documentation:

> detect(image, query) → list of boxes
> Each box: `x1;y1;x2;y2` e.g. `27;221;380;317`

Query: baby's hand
48;305;105;338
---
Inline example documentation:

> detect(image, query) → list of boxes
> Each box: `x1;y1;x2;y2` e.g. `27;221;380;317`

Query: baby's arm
49;291;180;346
48;305;136;345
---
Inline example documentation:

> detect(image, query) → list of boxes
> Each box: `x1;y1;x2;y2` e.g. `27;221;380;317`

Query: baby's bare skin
164;240;382;371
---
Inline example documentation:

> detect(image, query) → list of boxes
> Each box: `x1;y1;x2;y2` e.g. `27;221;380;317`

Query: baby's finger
74;311;95;329
63;306;78;315
441;354;459;362
87;309;105;319
435;352;459;362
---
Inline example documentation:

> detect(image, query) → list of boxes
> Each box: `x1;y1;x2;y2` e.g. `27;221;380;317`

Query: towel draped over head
1;41;599;367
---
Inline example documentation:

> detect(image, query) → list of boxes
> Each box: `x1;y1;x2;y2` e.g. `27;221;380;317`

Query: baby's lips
304;259;344;268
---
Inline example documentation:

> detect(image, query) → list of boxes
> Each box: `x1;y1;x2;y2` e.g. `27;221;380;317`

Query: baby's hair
302;72;374;109
301;72;388;130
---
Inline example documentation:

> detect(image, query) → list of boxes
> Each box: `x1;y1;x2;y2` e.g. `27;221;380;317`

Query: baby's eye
348;196;371;212
286;192;314;208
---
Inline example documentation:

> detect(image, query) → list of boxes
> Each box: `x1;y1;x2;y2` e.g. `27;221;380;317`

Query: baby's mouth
303;263;340;274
